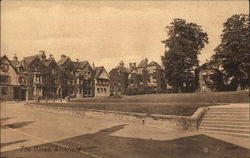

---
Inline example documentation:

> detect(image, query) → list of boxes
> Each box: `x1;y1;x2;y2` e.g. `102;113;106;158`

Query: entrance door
13;87;19;100
21;89;26;101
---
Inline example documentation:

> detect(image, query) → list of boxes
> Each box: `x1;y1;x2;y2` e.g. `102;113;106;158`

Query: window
104;88;107;93
97;88;100;93
19;77;25;84
0;75;9;84
1;64;9;72
2;87;8;95
101;88;103;92
153;69;156;73
51;68;55;74
70;89;74;94
153;79;157;83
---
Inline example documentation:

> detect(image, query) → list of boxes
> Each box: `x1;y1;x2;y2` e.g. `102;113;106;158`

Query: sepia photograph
0;0;249;158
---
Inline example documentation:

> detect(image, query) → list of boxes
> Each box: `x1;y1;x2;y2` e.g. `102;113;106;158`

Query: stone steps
199;106;250;137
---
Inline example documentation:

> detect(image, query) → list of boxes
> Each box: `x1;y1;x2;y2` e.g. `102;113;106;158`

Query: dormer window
34;65;38;72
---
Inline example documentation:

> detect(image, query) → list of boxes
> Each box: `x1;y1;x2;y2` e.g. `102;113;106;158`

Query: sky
1;0;249;71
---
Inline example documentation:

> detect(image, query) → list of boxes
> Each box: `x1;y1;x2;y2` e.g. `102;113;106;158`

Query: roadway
1;102;249;158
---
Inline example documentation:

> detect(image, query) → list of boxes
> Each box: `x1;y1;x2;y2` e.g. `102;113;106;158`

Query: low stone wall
25;104;208;132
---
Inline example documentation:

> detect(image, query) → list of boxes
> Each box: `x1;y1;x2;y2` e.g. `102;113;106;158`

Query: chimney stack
129;63;133;68
38;50;46;62
76;59;79;62
13;54;18;61
92;62;95;69
119;61;124;67
145;58;148;66
133;62;136;68
49;54;54;59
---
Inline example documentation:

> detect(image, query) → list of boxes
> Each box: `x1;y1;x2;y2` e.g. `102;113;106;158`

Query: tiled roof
114;65;129;73
23;55;37;65
94;66;104;78
138;59;147;68
10;60;22;68
73;61;88;69
148;61;161;68
44;58;57;66
57;56;69;66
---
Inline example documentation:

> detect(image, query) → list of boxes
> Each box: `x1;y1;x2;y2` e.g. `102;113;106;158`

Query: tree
56;68;71;99
162;18;208;92
212;14;250;90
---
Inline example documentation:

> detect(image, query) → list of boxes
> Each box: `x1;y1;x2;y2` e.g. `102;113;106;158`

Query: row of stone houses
0;51;110;101
109;58;167;95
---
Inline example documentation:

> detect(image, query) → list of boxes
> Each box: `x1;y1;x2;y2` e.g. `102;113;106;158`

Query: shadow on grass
1;124;249;158
1;140;28;148
1;121;33;129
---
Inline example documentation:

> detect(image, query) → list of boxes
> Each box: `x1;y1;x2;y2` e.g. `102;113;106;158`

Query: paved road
1;102;249;158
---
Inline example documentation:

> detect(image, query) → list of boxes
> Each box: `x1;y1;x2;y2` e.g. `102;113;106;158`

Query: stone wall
25;103;207;132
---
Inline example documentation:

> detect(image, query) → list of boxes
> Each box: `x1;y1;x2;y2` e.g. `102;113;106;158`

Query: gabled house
93;66;110;97
127;58;166;92
22;52;49;99
57;55;95;98
0;56;26;101
73;60;94;98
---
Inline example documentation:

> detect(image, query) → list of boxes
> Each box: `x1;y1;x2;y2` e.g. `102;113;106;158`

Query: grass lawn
36;91;249;116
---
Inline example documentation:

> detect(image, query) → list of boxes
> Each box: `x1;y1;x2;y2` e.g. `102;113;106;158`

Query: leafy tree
56;68;71;99
162;18;208;92
212;14;250;89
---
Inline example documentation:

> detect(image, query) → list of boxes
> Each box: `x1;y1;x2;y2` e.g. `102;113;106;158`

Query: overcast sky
1;1;249;71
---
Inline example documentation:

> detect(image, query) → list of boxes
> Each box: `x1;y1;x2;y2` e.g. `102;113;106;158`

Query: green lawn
36;91;249;116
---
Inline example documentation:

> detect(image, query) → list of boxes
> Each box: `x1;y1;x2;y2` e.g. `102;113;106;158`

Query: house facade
0;54;31;101
109;58;166;95
57;55;96;98
109;61;129;95
94;66;110;97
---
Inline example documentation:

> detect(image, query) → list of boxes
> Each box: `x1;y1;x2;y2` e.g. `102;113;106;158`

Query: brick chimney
129;63;133;68
119;61;124;67
13;54;18;61
145;58;148;66
61;54;66;58
133;62;136;68
49;54;54;59
38;50;46;62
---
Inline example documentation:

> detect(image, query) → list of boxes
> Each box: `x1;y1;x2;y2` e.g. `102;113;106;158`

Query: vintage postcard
0;0;249;158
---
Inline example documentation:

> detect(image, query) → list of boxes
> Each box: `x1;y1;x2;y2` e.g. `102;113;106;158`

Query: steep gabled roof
0;55;18;73
94;66;104;78
44;58;58;67
138;59;148;68
57;56;70;66
73;61;88;69
148;61;161;68
94;66;109;79
10;60;22;68
23;55;37;65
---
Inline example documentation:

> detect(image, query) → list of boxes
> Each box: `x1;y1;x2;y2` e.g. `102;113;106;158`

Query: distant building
109;61;129;95
129;58;166;90
198;69;217;92
93;66;110;97
109;58;166;95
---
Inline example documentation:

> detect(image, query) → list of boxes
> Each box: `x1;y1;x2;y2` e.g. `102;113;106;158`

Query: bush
125;87;137;95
